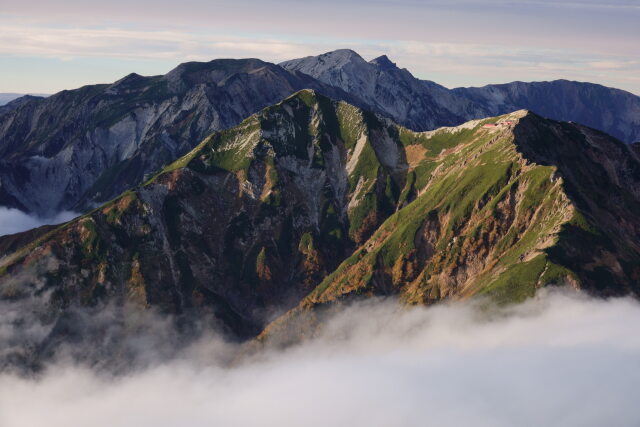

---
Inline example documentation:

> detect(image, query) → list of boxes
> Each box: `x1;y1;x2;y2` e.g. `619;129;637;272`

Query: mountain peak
320;48;362;59
106;72;148;94
370;55;397;70
280;49;367;72
111;72;144;86
314;49;367;67
165;58;268;80
283;88;320;104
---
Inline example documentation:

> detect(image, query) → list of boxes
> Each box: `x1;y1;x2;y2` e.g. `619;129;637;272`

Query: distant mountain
0;59;359;216
454;80;640;143
283;50;640;143
2;49;639;219
280;49;490;131
2;91;639;368
0;93;48;106
0;95;46;115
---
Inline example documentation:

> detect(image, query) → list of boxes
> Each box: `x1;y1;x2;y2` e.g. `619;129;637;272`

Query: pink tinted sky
0;0;638;94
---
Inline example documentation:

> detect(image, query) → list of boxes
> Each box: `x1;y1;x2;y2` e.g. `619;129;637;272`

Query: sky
0;0;639;95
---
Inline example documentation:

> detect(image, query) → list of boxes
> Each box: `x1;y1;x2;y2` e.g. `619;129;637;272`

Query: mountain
280;49;490;131
454;80;640;144
0;93;48;107
261;110;640;343
282;50;640;143
1;91;639;368
0;59;358;216
3;50;639;219
0;95;46;116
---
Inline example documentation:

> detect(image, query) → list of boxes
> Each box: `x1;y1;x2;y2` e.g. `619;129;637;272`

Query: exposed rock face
2;91;640;367
283;50;640;143
0;59;358;216
454;80;640;144
280;49;489;131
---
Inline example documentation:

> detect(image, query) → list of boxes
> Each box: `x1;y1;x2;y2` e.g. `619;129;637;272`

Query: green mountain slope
260;108;640;342
0;90;423;340
1;90;639;362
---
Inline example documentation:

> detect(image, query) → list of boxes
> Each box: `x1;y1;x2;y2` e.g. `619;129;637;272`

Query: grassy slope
297;111;587;310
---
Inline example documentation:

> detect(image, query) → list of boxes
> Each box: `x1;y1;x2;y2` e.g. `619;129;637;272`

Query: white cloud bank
1;289;640;427
0;208;79;237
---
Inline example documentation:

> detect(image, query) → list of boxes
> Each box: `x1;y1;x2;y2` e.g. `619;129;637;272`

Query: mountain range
1;49;639;218
0;93;48;107
1;89;639;369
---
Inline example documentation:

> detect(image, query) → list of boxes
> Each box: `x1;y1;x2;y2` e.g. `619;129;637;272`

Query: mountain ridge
284;50;640;143
2;49;639;219
280;49;489;131
0;58;360;216
454;78;640;143
1;90;639;369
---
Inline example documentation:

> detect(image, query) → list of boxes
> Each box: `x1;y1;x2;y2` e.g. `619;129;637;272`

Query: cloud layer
0;208;78;237
1;289;639;427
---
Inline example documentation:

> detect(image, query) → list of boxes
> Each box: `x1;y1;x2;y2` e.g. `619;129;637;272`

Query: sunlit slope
1;91;639;349
260;108;640;342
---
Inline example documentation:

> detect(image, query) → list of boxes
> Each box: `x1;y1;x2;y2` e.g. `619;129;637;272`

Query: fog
1;289;640;427
0;207;79;237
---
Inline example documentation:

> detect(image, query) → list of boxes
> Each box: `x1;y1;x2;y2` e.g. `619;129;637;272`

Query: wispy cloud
1;20;639;94
0;0;638;93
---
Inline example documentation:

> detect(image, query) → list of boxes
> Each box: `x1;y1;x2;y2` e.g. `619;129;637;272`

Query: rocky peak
106;72;149;95
280;49;369;77
163;58;271;90
314;49;367;67
282;49;490;131
370;55;397;70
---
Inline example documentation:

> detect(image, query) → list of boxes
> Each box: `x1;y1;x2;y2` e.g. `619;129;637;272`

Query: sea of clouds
0;207;79;237
1;289;640;427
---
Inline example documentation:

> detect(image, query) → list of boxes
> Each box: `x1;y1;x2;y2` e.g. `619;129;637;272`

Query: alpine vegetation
1;91;639;371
